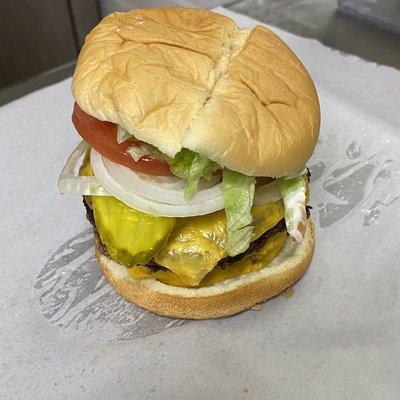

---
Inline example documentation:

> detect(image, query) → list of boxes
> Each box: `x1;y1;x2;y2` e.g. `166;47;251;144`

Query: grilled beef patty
84;199;310;272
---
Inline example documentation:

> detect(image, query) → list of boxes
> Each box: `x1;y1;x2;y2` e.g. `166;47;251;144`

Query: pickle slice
92;196;176;267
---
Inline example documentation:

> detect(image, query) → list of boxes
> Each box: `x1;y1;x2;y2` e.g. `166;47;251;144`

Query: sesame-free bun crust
95;219;315;319
72;8;320;177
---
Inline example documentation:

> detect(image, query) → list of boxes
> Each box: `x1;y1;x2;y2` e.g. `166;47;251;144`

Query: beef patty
84;199;310;272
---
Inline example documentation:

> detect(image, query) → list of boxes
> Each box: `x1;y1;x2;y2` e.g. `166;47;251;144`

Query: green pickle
92;196;176;267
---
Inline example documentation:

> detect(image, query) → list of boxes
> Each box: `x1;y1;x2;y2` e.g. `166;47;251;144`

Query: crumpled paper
0;7;399;400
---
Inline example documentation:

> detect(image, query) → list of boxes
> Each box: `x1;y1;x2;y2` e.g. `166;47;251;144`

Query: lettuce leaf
116;126;133;144
222;169;256;256
170;148;219;200
276;173;308;244
118;126;172;163
126;146;148;162
127;143;172;163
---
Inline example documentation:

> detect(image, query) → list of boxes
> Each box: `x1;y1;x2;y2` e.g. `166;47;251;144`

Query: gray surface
339;0;400;34
0;62;75;107
1;8;400;399
228;0;400;70
99;0;236;16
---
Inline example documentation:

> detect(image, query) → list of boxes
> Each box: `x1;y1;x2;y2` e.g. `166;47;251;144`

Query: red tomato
71;103;173;176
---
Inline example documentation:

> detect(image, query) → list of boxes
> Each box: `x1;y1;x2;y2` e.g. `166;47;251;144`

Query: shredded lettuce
170;148;219;200
222;169;256;256
127;143;171;163
126;146;148;162
276;173;308;244
118;126;171;163
116;126;133;144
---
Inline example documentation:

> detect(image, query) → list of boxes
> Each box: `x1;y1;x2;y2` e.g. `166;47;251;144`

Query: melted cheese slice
129;230;287;287
129;200;284;286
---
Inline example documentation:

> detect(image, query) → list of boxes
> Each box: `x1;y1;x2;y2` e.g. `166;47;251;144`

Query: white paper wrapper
0;7;399;400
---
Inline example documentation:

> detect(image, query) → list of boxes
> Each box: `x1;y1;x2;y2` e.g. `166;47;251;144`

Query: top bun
72;8;320;176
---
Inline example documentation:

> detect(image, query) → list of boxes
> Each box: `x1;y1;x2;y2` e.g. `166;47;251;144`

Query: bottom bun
95;219;315;319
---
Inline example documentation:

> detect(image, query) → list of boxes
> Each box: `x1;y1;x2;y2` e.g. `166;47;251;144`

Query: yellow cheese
128;230;287;287
153;200;284;286
79;149;94;208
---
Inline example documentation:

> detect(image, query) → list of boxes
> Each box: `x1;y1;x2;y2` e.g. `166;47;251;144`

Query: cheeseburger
59;8;320;319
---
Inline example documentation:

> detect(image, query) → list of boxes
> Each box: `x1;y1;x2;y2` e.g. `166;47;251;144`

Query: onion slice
253;181;282;205
102;156;223;206
59;142;280;216
90;149;224;217
58;141;109;196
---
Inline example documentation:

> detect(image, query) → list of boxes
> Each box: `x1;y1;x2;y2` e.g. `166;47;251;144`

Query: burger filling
79;153;309;288
60;105;311;288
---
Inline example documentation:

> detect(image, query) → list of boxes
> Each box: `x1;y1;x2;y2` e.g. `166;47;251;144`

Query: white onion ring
102;156;223;205
58;141;109;196
253;181;282;205
90;149;224;217
60;143;278;215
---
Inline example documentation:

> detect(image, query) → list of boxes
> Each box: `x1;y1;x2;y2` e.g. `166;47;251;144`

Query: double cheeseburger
59;8;320;319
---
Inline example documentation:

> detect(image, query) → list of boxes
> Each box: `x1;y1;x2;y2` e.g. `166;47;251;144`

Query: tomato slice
71;103;173;176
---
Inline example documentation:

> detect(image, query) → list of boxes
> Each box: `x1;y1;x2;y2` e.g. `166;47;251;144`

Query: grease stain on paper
34;228;189;343
310;140;400;228
281;286;295;299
